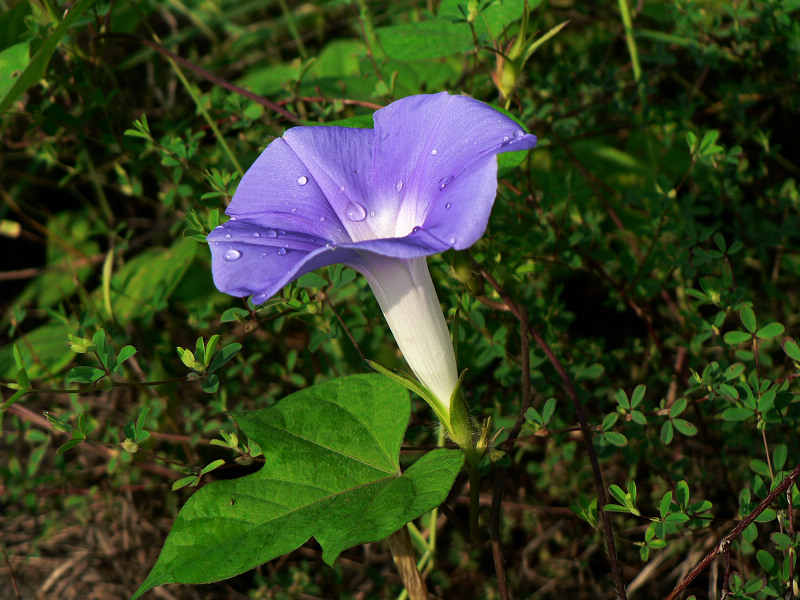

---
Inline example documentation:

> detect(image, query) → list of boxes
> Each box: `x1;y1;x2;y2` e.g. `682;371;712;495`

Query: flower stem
468;461;482;544
386;526;429;600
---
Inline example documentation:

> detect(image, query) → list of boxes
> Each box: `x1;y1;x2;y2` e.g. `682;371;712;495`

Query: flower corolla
207;92;536;426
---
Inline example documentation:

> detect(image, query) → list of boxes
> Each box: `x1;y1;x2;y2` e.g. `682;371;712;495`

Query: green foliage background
1;0;800;598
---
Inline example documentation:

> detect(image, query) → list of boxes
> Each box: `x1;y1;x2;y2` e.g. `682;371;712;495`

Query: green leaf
207;343;242;373
56;439;84;454
675;480;689;507
755;322;784;339
66;366;107;383
773;444;788;471
603;431;628;447
0;0;100;114
630;385;645;408
663;512;690;524
783;338;800;361
721;407;753;421
201;373;220;394
658;491;672;518
669;397;687;418
660;420;673;444
375;21;471;61
114;345;137;371
134;375;464;598
672;419;698;436
0;42;30;102
724;330;752;345
740;305;757;333
297;273;329;288
106;238;197;324
749;459;771;478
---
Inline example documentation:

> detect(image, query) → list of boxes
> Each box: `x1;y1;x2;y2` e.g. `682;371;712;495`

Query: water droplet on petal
297;176;308;185
412;226;421;233
214;225;223;230
431;148;438;155
449;237;456;244
266;229;277;238
445;202;452;209
326;241;337;249
255;293;267;302
214;242;220;246
259;253;267;258
224;233;231;239
438;175;454;190
513;129;525;139
345;201;367;222
395;179;403;192
229;216;237;221
291;208;297;214
339;185;345;193
502;136;509;142
320;216;325;222
277;247;287;255
223;249;241;262
252;232;260;238
381;132;390;140
279;230;286;235
369;210;375;217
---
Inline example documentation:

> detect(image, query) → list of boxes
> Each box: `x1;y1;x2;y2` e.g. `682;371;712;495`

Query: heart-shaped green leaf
133;374;463;599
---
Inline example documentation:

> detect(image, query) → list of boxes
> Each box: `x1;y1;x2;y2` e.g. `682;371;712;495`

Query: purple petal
372;91;537;246
208;92;537;303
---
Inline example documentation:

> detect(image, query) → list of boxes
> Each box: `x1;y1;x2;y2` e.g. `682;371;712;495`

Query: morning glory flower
207;91;536;433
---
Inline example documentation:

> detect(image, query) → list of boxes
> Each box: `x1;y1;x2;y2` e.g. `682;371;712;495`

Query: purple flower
208;92;536;427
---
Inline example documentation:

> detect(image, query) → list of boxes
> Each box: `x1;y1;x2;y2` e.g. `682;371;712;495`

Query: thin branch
99;33;301;124
478;265;628;600
664;461;800;600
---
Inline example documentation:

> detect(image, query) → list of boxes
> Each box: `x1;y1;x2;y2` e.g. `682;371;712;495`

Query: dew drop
395;179;403;192
213;242;220;246
412;226;421;233
252;232;260;238
255;293;267;302
513;129;525;139
279;230;286;235
229;216;237;221
369;210;375;217
345;201;367;222
431;148;438;155
291;208;297;213
214;225;223;230
259;253;267;258
266;229;278;238
277;247;287;255
449;237;456;245
297;176;308;185
223;249;241;262
445;202;452;209
339;185;346;193
224;233;231;239
502;136;509;142
438;175;454;190
326;241;337;249
381;132;390;140
320;216;325;222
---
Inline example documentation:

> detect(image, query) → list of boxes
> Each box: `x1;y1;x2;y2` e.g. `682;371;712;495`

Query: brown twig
489;305;532;600
478;265;628;600
664;461;800;600
99;33;301;124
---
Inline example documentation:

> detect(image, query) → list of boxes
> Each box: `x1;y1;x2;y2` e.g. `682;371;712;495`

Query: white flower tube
357;254;458;416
